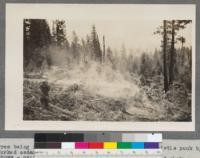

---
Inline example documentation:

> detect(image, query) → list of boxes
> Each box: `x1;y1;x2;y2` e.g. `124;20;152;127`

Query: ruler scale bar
35;149;162;156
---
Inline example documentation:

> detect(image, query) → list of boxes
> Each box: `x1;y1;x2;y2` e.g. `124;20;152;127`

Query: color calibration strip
34;133;162;149
35;142;160;149
34;133;162;157
63;142;159;149
35;133;162;149
35;133;162;143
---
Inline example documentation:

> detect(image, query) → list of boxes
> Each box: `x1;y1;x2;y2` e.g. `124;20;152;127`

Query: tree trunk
163;20;169;93
103;36;105;63
169;20;175;85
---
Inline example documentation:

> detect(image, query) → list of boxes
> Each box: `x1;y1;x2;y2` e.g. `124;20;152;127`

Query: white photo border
5;4;196;131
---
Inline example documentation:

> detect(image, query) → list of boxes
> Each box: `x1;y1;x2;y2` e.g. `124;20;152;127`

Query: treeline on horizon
23;19;192;94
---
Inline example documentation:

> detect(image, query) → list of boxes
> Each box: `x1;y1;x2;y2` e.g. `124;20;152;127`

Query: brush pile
23;73;191;121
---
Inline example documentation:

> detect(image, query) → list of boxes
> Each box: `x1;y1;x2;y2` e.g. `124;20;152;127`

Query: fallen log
49;103;75;118
24;95;36;105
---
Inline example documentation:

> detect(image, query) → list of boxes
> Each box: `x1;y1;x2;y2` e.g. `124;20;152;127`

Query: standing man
40;81;50;108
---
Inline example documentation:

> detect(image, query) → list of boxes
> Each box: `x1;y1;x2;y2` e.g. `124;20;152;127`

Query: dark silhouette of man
40;81;50;108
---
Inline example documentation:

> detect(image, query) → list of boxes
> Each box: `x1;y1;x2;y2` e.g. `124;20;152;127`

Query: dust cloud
45;61;140;99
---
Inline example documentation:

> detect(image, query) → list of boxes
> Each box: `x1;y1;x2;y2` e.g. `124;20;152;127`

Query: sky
65;19;192;54
42;4;194;55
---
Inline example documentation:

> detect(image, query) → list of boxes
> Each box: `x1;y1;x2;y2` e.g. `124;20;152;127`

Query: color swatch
34;133;162;150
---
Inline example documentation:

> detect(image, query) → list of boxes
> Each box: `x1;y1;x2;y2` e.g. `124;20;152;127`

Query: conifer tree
23;19;51;70
91;25;102;62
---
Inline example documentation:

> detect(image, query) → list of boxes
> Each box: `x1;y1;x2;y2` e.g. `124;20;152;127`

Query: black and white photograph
5;4;195;130
23;19;193;121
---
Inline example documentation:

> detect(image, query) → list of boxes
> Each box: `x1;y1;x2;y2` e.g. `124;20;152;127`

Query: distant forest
23;19;192;94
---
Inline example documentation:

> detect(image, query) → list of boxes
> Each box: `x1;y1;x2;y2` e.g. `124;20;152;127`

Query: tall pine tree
91;25;102;62
23;19;51;70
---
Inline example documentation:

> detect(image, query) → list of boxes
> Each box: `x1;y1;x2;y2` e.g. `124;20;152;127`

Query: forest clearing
23;19;192;121
23;63;191;121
